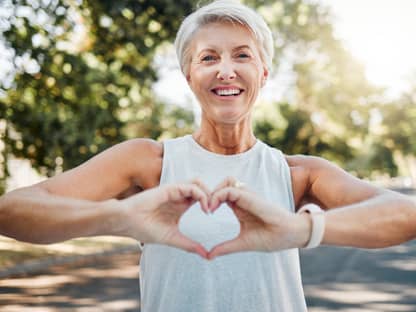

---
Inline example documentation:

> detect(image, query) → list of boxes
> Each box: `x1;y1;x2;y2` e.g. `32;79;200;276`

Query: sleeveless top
139;135;307;312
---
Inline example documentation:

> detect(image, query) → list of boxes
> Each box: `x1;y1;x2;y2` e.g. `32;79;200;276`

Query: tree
371;86;416;182
255;102;354;162
0;0;196;193
251;0;382;173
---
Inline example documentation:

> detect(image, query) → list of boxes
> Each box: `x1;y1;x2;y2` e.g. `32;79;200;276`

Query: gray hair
174;0;274;75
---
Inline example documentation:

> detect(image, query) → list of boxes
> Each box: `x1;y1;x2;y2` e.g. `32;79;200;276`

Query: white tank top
139;135;307;312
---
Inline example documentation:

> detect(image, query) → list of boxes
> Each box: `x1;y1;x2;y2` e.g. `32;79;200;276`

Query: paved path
301;240;416;311
0;249;141;312
1;241;415;311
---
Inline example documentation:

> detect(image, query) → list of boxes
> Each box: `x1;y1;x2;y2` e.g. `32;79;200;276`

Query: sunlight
322;0;416;97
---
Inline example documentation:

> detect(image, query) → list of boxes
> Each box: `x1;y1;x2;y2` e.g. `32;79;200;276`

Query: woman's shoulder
118;138;163;187
120;138;163;158
37;138;164;199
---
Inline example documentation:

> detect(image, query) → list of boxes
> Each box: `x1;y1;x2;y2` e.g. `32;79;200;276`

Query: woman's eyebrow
195;45;252;59
232;45;252;52
196;48;217;56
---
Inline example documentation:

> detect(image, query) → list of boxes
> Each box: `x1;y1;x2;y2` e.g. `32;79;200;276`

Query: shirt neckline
185;134;262;160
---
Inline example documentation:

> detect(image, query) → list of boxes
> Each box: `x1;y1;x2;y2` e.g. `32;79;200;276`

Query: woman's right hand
120;182;211;258
207;178;312;259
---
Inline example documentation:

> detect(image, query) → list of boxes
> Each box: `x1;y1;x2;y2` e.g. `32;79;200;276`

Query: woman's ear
186;73;195;91
261;67;269;87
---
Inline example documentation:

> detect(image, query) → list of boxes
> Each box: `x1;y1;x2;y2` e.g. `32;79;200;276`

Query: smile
211;88;244;96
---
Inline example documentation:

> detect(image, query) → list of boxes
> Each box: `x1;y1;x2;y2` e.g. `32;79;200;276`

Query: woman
1;0;415;311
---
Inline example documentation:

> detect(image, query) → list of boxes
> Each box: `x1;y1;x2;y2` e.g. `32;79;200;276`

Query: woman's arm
39;138;163;200
287;154;416;248
205;162;416;259
0;186;122;243
0;139;162;244
0;183;210;257
0;136;211;257
323;190;416;248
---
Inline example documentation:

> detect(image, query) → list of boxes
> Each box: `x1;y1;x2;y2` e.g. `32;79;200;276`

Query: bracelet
297;203;325;249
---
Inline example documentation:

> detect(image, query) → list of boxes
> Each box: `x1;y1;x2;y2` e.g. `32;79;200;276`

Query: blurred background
0;0;416;311
2;0;416;192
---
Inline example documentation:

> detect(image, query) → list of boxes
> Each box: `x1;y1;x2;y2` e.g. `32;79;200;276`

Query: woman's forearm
0;186;126;244
323;191;416;248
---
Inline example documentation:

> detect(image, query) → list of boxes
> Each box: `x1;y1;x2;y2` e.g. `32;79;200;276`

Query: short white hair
174;0;274;75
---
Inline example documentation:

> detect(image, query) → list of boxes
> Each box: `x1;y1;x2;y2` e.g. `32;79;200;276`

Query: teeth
215;89;241;96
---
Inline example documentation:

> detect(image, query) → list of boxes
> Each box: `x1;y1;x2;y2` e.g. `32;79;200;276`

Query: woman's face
187;22;268;125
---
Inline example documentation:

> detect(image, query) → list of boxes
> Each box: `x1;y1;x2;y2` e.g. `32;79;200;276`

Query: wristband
297;203;325;249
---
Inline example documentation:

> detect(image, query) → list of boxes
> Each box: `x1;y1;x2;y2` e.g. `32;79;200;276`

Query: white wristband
297;203;325;249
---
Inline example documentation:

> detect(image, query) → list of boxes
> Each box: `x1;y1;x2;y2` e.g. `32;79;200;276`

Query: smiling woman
186;22;268;129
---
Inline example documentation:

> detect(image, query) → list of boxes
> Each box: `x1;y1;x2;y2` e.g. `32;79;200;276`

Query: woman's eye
201;55;217;62
237;53;250;59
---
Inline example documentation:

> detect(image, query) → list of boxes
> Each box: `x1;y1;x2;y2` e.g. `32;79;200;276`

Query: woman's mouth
211;88;244;97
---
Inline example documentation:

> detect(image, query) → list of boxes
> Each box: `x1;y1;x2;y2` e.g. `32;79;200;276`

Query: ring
233;180;245;188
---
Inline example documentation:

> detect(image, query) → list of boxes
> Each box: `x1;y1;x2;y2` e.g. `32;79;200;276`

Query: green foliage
377;94;416;156
255;103;353;164
250;0;376;172
370;88;416;178
3;52;125;175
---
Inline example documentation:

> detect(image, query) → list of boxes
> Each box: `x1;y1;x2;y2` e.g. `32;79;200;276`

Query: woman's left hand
120;182;211;258
207;178;311;259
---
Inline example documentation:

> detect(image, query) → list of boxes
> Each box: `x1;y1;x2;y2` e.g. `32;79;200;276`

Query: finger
185;184;209;213
207;238;248;260
190;178;211;197
174;184;209;213
210;187;244;212
211;176;240;193
210;187;270;220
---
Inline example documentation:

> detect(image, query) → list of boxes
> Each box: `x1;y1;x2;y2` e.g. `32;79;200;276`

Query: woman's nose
216;61;236;81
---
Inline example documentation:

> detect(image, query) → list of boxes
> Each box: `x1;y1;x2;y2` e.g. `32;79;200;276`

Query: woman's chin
212;111;249;125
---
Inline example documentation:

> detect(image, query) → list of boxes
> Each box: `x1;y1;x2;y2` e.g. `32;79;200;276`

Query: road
1;241;415;311
301;241;416;311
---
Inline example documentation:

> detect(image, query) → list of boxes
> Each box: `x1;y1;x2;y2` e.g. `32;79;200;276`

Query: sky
319;0;416;97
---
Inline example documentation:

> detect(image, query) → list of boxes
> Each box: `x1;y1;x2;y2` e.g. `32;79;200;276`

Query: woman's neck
192;119;256;155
